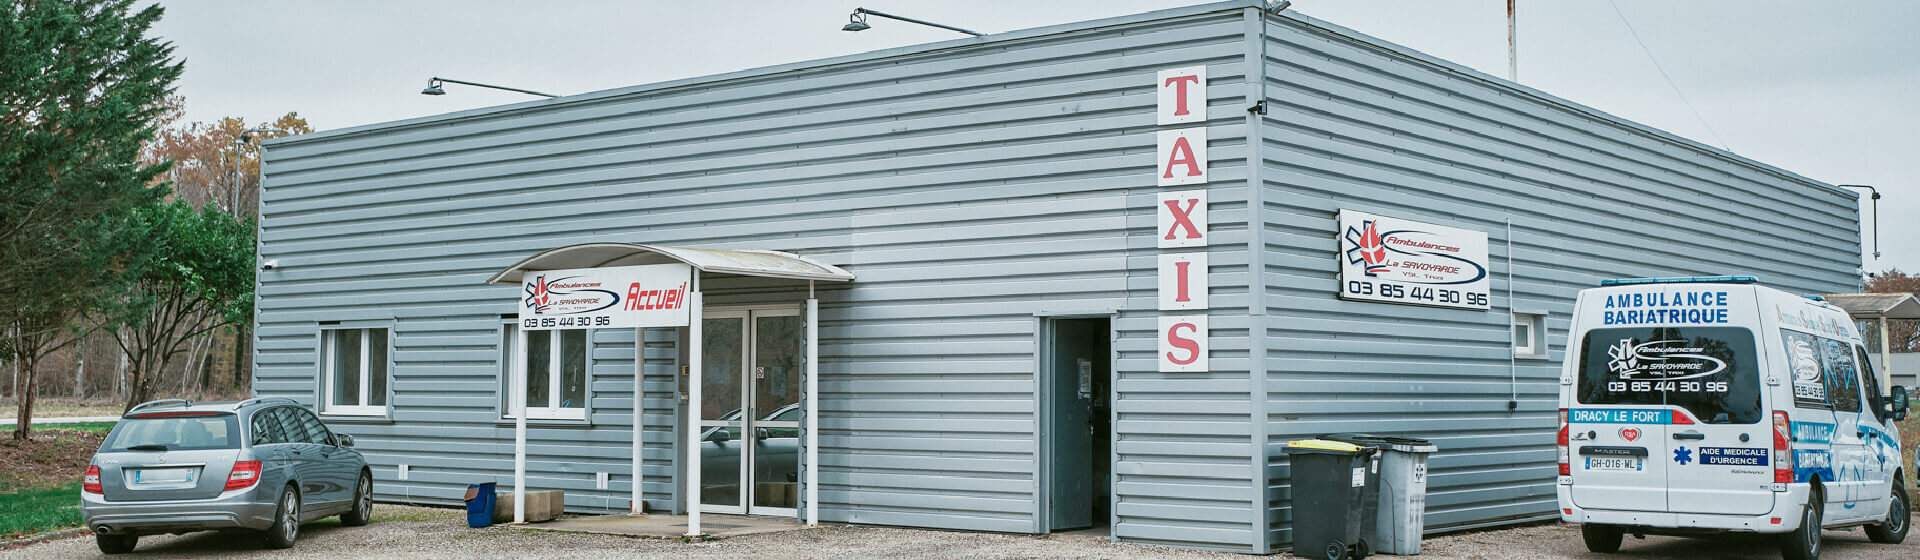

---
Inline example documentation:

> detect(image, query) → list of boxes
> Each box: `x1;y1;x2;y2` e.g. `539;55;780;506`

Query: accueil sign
1156;65;1208;373
518;263;695;330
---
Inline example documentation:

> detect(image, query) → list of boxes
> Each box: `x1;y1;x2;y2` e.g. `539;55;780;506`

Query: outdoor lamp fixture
842;8;982;37
1837;184;1883;260
420;77;558;99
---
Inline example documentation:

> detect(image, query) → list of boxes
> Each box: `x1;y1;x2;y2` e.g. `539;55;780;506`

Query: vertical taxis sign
1336;210;1490;310
1156;65;1208;372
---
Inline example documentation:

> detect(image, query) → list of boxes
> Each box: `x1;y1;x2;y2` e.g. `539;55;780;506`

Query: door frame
1033;313;1117;534
696;304;804;518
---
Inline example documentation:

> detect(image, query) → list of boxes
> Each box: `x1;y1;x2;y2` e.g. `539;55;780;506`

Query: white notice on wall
1157;315;1208;373
1157;66;1207;125
1336;210;1491;311
1157;253;1208;311
1156;128;1208;186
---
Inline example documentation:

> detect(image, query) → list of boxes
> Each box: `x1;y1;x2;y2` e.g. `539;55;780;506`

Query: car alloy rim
359;477;371;516
285;492;299;541
1805;503;1818;552
1893;492;1907;533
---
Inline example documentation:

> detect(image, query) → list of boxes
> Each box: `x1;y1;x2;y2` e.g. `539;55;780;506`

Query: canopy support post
632;327;644;513
1881;317;1893;390
685;274;703;537
512;326;528;524
806;281;819;526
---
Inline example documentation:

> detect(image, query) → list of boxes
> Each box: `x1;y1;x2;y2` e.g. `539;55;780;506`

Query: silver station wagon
81;398;372;553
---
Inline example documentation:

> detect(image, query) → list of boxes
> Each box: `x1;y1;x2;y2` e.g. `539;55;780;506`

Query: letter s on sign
1158;315;1208;373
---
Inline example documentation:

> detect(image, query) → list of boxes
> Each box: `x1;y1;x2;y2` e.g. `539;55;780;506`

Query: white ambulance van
1557;276;1909;560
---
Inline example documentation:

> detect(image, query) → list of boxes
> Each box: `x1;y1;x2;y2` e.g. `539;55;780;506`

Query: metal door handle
1672;432;1705;440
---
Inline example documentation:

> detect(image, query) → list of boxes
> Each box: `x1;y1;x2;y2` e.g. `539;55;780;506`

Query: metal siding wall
256;5;1263;550
1256;14;1859;549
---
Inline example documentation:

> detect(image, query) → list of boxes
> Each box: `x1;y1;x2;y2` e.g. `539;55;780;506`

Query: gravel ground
4;505;1914;559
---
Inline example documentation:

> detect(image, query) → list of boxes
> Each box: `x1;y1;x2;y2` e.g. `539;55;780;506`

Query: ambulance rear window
1575;326;1762;424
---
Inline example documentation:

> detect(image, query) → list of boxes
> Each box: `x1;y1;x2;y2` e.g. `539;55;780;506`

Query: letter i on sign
1158;253;1208;311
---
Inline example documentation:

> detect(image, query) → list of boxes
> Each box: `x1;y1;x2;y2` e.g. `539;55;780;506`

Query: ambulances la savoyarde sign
1337;210;1491;310
1156;65;1208;372
519;263;694;330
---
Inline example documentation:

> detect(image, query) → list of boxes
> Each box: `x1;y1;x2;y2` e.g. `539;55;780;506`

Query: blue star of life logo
1672;446;1693;466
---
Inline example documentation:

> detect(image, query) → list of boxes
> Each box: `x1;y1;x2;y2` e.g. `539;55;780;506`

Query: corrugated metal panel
1255;12;1859;551
256;2;1265;550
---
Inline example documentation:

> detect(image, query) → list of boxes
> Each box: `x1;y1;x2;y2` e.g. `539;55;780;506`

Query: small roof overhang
1821;292;1920;320
485;243;854;285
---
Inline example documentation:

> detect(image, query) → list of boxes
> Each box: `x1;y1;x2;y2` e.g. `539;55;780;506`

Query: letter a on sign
1157;190;1208;248
1157;128;1207;186
1157;66;1206;125
1158;315;1208;372
1158;253;1208;311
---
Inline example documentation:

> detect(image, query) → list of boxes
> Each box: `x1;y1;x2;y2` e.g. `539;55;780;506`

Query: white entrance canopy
1822;292;1920;390
487;243;852;536
486;243;854;285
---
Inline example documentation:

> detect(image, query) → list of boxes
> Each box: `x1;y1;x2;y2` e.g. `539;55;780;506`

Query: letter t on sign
1157;190;1208;248
1157;66;1206;125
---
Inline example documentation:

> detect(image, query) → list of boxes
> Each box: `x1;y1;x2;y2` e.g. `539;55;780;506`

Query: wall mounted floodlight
842;8;982;37
421;77;558;98
1837;184;1882;260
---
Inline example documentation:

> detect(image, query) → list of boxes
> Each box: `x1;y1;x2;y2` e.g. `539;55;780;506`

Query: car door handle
1672;432;1705;440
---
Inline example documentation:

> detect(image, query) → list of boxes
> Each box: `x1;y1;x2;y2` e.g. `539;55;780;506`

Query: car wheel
95;533;137;554
1865;482;1909;544
341;471;373;527
1580;523;1623;553
263;485;300;549
1781;494;1822;560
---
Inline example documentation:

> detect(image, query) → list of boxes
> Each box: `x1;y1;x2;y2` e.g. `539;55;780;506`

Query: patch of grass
0;482;83;540
0;421;117;434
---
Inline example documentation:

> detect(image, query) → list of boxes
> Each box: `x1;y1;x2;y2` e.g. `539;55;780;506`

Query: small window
321;328;391;416
501;324;590;421
1513;312;1546;358
1856;346;1886;422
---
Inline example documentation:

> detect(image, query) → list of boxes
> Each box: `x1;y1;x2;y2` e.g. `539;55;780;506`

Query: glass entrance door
698;307;802;517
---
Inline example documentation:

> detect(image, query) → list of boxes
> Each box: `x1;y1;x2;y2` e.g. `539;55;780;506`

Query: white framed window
501;324;590;421
321;328;390;416
1513;311;1547;358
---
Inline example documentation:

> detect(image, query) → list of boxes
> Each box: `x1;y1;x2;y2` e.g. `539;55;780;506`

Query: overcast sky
149;1;1917;278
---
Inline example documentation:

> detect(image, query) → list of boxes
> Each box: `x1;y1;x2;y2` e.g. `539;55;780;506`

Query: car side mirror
708;429;730;443
1891;386;1909;422
338;434;355;448
755;427;770;440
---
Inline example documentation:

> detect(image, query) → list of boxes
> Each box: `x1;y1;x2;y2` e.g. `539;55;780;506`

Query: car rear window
103;415;240;451
1575;326;1762;424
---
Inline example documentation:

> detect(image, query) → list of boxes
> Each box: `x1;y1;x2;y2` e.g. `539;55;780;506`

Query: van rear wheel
1865;483;1909;544
1780;497;1821;560
1581;524;1623;553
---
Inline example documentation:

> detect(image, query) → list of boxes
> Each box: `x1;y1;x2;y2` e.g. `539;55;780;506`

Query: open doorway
1042;317;1111;533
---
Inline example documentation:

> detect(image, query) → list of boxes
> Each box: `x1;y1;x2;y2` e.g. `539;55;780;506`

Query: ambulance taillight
1771;410;1792;485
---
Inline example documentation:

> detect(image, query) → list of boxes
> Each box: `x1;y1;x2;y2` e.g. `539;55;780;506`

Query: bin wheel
1354;538;1372;558
1324;540;1348;560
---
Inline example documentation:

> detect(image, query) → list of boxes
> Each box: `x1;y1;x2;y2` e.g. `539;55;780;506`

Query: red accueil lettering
625;283;644;311
1163;74;1200;117
1165;322;1200;365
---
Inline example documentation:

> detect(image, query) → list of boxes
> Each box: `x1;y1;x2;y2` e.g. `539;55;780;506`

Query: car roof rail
234;397;299;409
128;399;191;413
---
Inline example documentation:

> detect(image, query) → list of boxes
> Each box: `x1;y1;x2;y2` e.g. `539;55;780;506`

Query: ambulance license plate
1585;457;1642;472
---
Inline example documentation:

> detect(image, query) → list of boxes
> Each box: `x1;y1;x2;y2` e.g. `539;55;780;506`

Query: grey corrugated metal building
254;1;1861;553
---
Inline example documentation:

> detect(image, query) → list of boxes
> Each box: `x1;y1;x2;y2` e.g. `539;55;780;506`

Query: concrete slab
525;513;808;539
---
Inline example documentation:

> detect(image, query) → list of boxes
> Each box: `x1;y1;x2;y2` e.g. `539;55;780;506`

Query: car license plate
134;467;194;484
1585;456;1642;472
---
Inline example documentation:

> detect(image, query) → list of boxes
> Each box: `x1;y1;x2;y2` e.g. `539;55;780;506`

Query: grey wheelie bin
1320;433;1439;555
1284;440;1378;560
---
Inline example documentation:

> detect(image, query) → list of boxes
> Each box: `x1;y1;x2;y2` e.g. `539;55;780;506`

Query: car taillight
83;466;102;494
226;460;262;491
1771;411;1792;485
1557;408;1570;476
